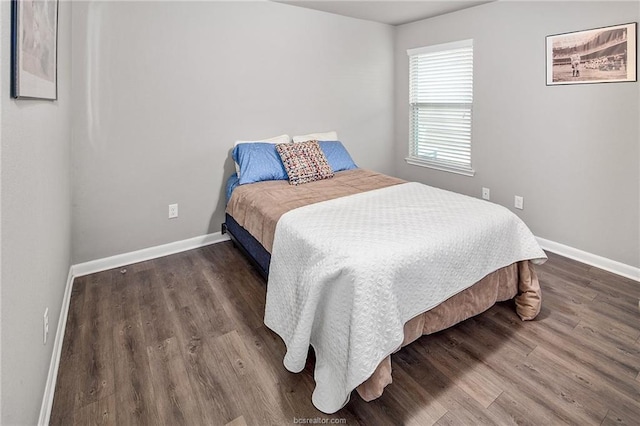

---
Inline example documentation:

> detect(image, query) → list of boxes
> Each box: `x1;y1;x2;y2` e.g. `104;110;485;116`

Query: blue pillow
225;173;240;203
319;141;357;172
232;143;288;185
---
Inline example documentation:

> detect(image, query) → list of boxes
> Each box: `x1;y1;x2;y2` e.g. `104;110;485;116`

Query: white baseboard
536;236;640;282
38;231;230;424
72;231;230;278
38;266;74;426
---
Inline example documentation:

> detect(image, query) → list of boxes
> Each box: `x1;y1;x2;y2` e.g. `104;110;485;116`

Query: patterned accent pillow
276;140;334;185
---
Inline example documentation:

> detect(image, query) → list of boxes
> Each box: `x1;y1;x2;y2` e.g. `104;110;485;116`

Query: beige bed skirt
356;260;541;402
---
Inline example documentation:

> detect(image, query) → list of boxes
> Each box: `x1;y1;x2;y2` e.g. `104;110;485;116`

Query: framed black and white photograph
11;0;59;100
546;22;637;86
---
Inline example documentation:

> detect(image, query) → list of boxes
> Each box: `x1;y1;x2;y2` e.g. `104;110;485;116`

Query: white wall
71;1;395;263
0;3;3;420
395;1;640;268
0;1;72;424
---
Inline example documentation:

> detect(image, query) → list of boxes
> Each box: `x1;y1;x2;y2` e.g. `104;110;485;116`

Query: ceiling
274;1;494;26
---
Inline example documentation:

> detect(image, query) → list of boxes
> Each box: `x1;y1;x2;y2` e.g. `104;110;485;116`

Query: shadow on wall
208;150;236;235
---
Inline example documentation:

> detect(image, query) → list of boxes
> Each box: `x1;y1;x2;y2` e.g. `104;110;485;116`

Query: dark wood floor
50;241;640;425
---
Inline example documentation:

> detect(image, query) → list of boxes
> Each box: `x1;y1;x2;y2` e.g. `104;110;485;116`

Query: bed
223;136;546;414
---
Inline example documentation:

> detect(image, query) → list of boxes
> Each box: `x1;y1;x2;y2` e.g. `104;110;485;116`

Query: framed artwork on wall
11;0;59;100
546;22;637;86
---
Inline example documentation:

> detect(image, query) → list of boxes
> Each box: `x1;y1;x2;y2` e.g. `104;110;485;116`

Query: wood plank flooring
50;242;640;425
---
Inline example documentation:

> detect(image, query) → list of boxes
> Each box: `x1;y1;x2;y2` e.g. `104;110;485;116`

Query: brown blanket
226;169;542;404
226;169;405;252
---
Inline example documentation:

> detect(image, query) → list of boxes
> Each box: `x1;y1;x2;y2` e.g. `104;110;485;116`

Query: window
406;39;474;176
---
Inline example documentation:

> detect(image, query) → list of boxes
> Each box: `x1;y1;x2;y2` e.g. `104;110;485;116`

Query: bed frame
222;213;270;280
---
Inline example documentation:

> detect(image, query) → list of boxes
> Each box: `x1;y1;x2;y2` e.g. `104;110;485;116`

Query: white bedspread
264;182;546;414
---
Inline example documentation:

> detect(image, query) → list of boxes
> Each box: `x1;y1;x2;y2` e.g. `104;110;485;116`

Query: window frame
406;39;475;177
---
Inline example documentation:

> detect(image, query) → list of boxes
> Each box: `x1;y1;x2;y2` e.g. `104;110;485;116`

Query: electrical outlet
514;195;524;210
168;203;178;219
43;308;49;345
482;187;490;200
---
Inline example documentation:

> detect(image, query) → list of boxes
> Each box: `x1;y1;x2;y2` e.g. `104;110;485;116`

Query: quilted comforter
264;182;546;413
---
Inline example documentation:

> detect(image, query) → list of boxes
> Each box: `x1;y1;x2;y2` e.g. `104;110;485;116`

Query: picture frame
11;0;59;100
546;22;637;86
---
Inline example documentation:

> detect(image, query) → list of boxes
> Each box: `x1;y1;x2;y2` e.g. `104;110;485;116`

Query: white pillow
233;134;290;175
234;134;290;147
292;131;338;143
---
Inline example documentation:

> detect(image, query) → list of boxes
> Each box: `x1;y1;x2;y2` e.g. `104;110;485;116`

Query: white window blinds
407;39;474;176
